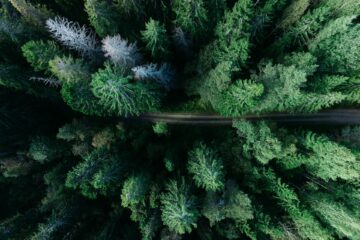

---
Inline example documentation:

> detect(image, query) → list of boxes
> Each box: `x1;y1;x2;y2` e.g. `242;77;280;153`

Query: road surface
126;109;360;125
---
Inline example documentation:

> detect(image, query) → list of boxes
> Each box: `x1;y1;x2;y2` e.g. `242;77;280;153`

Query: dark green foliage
216;80;264;116
212;0;253;68
277;0;310;29
1;0;360;239
255;63;307;112
298;131;360;181
9;0;53;28
202;181;253;226
65;147;129;198
91;65;161;116
0;64;58;98
160;177;199;234
121;174;150;208
172;0;208;36
307;193;360;239
152;122;168;136
260;168;333;240
233;121;285;164
84;0;121;37
141;18;170;60
187;143;225;191
49;56;91;84
28;136;66;163
311;24;360;75
22;40;62;72
61;81;106;116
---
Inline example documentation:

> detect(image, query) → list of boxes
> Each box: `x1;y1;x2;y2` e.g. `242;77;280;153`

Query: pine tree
121;174;150;208
202;181;253;226
9;0;53;28
31;214;69;240
338;77;360;104
1;0;360;239
0;5;35;44
160;177;199;234
216;80;264;116
115;0;144;15
0;154;33;178
65;147;128;198
91;64;161;116
252;62;310;112
309;75;349;94
187;143;225;191
309;15;356;51
49;56;91;84
307;193;360;239
61;80;106;116
282;51;318;76
141;18;170;60
28;136;66;164
84;0;121;37
152;122;168;136
0;64;57;98
261;168;333;240
320;0;360;17
299;131;360;181
0;210;42;239
172;0;208;36
310;25;360;75
340;126;360;148
22;40;63;72
268;6;330;54
195;61;232;110
277;0;310;29
212;0;253;68
172;27;192;57
233;121;286;164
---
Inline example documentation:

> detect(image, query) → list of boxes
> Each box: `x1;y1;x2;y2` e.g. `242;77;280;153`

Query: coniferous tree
84;0;121;38
0;0;360;239
102;35;142;68
46;17;100;59
160;177;199;234
141;18;170;60
91;64;161;116
187;143;225;191
307;193;360;239
132;63;174;90
9;0;53;28
172;0;208;37
22;40;63;72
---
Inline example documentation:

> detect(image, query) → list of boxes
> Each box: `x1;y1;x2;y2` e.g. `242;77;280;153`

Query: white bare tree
46;17;100;58
102;35;142;68
132;63;174;90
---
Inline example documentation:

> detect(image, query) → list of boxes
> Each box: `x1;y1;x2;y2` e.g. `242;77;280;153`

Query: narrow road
127;109;360;125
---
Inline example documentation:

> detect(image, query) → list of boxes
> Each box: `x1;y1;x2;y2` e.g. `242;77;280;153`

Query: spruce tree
9;0;53;28
91;64;161;116
1;0;360;239
84;0;121;37
160;177;199;234
187;143;225;191
141;18;170;60
22;40;62;72
172;0;208;37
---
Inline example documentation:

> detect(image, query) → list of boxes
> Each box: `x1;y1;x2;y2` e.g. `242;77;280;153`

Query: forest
0;0;360;239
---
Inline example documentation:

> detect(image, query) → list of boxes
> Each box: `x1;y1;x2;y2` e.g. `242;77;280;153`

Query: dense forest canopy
0;0;359;239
